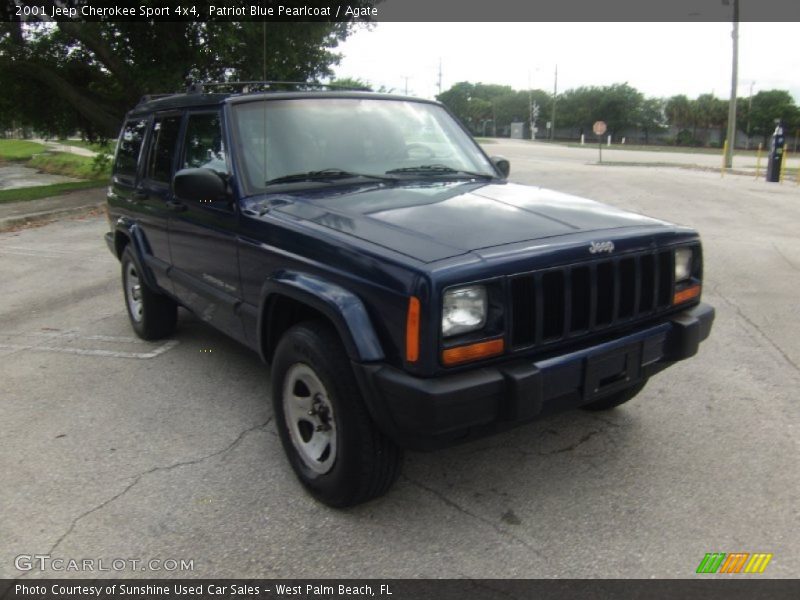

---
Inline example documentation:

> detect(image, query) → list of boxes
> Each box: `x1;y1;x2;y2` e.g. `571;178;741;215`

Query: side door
136;112;183;292
168;110;246;342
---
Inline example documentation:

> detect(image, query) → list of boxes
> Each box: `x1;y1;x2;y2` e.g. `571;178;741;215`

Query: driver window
183;112;227;174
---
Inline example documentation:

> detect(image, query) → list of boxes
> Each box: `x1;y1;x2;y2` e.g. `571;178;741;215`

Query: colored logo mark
696;552;773;574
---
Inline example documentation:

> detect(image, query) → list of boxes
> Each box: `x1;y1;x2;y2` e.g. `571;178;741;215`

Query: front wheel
580;380;648;411
271;321;403;507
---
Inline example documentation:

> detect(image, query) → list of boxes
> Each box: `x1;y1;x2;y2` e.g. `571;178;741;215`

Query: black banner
4;0;800;22
2;580;800;600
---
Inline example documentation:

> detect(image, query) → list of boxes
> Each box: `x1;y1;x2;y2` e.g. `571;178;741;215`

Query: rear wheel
121;246;177;340
271;321;403;507
581;380;647;411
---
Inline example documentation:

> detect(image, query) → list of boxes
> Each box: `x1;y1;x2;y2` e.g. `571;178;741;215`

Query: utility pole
403;76;410;95
724;0;739;169
550;64;558;140
436;58;442;97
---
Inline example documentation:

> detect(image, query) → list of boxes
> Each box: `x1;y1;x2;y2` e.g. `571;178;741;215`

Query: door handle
166;200;187;212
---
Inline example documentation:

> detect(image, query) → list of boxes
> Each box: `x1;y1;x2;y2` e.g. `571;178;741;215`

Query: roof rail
135;80;373;106
188;80;372;93
137;93;174;104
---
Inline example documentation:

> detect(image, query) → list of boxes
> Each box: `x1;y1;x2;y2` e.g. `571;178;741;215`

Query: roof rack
137;93;175;104
135;80;374;107
187;80;372;93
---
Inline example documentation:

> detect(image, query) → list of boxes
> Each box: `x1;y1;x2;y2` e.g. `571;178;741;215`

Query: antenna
262;22;267;81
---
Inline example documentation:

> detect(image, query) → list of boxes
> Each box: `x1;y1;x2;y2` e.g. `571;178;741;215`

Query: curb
0;202;104;232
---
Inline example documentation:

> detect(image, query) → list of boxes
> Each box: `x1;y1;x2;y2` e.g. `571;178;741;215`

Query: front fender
258;271;384;363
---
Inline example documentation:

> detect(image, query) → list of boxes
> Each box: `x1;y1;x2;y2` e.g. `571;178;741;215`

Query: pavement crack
462;443;532;458
541;429;601;455
401;474;543;557
463;426;612;459
711;282;800;375
44;418;273;557
589;415;621;429
772;243;800;272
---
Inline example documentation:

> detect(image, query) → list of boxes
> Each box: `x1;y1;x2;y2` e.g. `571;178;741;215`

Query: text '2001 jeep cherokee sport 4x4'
105;86;714;507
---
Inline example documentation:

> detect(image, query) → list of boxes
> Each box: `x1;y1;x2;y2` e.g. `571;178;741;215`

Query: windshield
231;97;496;192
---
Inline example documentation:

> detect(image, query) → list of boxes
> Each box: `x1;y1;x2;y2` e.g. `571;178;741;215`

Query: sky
333;22;800;102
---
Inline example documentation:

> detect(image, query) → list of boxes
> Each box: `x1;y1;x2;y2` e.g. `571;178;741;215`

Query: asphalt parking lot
1;140;798;579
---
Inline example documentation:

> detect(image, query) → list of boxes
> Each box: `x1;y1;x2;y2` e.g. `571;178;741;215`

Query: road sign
593;121;607;164
593;121;607;136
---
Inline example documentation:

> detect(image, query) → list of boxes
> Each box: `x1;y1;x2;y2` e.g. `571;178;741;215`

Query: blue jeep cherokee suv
105;87;714;507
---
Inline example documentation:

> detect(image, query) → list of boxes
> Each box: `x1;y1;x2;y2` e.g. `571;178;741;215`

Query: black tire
580;380;648;411
271;321;403;507
120;246;177;340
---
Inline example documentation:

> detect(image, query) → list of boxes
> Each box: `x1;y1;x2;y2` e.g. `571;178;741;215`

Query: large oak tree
0;18;367;139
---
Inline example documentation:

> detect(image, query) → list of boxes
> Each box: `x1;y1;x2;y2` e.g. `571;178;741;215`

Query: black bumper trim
354;302;715;450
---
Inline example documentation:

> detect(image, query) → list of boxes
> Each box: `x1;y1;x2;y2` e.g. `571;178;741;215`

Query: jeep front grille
509;249;674;349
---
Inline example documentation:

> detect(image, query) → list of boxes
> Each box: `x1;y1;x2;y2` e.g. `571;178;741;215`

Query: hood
262;181;667;263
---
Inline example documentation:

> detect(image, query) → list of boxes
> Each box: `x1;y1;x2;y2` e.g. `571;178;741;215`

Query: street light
723;0;739;169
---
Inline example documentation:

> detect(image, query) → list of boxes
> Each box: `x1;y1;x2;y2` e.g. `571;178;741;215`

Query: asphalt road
1;140;798;579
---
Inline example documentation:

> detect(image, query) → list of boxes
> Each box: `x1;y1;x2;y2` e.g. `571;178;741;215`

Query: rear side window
146;115;182;183
115;119;147;176
182;112;227;173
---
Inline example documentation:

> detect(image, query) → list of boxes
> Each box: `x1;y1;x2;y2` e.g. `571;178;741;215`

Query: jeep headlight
675;247;693;282
442;286;487;337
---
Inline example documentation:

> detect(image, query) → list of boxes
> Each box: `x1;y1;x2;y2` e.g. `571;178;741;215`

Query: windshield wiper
265;168;395;186
385;164;495;179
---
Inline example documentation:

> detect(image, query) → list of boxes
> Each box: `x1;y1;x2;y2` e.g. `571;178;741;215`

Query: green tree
557;83;645;138
637;98;667;144
437;81;552;134
665;95;692;131
328;77;373;91
692;94;728;145
438;82;503;133
438;82;551;136
0;16;370;139
747;90;799;145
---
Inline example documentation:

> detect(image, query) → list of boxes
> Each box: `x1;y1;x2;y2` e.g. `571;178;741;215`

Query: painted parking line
0;245;83;255
0;330;179;359
0;245;110;262
23;331;149;344
0;340;179;359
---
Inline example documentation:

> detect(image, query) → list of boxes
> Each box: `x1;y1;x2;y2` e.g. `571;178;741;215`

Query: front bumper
354;302;714;450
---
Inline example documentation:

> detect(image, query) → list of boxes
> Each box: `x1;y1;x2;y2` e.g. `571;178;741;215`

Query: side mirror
173;168;227;202
490;156;510;179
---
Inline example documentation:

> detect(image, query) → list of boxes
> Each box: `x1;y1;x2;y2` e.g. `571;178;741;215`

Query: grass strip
0;180;107;204
0;139;48;161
